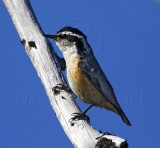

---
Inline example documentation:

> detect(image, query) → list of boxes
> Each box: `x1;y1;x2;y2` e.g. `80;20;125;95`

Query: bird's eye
58;34;66;39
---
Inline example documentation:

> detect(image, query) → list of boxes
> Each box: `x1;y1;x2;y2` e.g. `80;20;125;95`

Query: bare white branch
3;0;128;147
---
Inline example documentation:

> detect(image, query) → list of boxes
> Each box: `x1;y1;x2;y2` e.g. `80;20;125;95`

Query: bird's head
45;26;91;59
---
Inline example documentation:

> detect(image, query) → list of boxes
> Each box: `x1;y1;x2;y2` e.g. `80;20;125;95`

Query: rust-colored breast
67;57;86;91
66;58;119;114
66;57;104;104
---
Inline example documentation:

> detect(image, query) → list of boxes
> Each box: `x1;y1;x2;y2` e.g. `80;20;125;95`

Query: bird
45;26;131;126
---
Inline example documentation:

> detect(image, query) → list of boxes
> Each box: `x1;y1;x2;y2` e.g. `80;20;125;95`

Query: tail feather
119;110;131;126
103;103;131;126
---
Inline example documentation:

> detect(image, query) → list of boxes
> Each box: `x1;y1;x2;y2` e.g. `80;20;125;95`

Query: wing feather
78;54;131;126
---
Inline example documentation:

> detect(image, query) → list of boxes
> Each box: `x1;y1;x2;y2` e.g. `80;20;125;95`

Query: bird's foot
69;112;90;123
52;84;72;95
69;105;93;125
52;84;77;99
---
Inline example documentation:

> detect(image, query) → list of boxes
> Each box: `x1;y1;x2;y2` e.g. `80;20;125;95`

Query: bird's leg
69;105;94;123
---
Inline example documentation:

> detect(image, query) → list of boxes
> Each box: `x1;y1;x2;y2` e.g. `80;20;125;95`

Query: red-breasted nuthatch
45;26;131;126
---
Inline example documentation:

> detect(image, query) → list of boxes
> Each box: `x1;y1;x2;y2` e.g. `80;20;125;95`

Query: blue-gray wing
78;54;131;126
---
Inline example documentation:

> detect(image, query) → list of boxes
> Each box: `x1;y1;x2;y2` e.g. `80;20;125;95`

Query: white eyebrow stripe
58;31;83;39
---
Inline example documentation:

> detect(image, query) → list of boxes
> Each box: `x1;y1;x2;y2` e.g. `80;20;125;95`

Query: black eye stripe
58;34;67;39
76;40;84;50
58;34;79;42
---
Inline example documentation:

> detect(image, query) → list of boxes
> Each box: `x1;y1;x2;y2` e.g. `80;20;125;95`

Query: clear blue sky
0;0;160;147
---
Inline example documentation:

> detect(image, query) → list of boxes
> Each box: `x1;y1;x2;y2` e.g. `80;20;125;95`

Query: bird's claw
52;84;72;95
69;112;90;123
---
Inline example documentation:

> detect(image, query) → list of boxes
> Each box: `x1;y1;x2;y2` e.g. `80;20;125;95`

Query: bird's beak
44;34;57;40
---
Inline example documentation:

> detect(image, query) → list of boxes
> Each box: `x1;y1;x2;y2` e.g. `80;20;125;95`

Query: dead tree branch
3;0;128;147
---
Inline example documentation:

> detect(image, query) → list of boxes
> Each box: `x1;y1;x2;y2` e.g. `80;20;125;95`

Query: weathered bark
3;0;128;147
